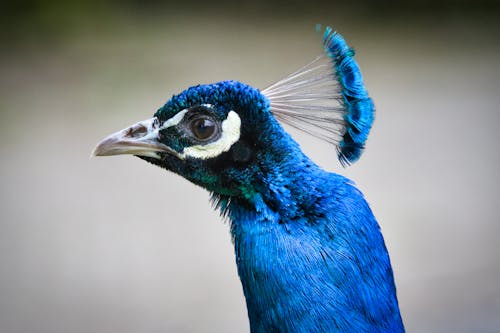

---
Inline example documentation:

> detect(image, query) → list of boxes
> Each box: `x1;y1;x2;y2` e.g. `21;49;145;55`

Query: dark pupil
191;118;216;140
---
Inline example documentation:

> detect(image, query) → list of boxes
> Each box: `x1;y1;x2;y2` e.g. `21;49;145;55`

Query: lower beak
92;117;173;159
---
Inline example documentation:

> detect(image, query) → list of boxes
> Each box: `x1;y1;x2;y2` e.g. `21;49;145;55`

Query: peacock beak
92;117;174;159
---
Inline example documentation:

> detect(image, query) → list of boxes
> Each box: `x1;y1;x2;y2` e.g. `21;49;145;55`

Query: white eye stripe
179;111;241;160
159;104;212;131
160;109;189;130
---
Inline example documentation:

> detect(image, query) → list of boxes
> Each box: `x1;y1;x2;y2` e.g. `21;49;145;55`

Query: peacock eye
189;116;217;141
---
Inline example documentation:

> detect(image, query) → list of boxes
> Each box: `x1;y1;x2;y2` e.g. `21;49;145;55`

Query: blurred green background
1;0;499;332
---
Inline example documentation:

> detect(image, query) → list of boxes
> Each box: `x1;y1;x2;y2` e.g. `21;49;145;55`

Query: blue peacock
94;27;405;332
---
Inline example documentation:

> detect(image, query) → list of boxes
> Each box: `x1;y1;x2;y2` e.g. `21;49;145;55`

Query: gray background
1;1;499;332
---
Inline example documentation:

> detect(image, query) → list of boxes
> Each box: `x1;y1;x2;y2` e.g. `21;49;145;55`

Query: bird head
93;80;297;202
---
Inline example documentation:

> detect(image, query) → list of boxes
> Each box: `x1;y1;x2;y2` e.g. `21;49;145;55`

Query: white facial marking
160;109;188;130
180;111;241;160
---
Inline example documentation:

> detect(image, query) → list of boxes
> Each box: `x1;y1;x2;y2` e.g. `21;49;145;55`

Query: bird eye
189;117;217;141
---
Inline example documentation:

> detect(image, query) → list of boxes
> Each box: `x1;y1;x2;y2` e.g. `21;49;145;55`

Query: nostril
126;125;148;138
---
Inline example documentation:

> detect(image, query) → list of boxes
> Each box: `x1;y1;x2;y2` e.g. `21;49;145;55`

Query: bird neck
254;152;327;220
222;159;404;332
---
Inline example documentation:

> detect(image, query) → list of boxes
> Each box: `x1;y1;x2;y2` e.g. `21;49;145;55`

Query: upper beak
92;117;173;159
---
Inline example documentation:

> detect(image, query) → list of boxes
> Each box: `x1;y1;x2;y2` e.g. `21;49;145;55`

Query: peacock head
93;27;375;202
93;81;291;200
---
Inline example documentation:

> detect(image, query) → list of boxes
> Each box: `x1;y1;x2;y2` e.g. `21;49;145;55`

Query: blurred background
1;0;499;332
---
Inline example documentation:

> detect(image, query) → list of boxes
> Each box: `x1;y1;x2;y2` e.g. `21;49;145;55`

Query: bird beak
92;117;173;159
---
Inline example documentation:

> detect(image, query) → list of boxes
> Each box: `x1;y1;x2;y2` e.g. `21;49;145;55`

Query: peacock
93;27;405;332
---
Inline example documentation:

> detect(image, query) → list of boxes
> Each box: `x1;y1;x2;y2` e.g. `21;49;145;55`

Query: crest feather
262;27;375;166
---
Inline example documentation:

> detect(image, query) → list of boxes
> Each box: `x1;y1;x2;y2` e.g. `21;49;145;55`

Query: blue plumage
226;129;403;331
93;27;404;332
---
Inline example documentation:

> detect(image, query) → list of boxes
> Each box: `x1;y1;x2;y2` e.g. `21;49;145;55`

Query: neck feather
221;166;404;332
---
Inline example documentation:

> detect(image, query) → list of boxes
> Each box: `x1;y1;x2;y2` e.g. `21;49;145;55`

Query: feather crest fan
262;27;375;165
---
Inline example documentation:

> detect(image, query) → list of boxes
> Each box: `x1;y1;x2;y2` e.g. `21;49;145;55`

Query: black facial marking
231;141;253;163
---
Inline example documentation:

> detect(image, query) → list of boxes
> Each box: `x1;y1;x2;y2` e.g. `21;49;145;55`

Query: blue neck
225;154;404;332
